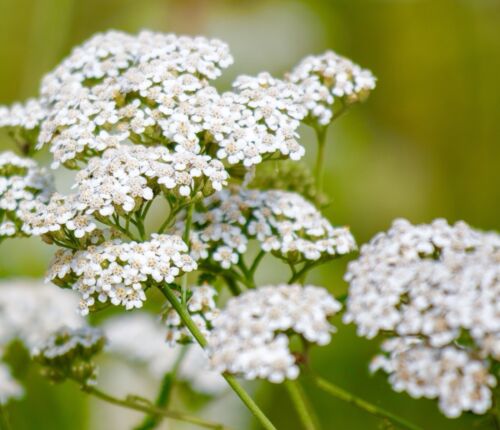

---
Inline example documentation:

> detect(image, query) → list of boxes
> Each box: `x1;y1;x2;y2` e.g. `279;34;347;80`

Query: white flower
47;234;196;314
19;193;96;239
344;218;500;356
74;145;228;217
371;337;497;418
0;363;23;404
0;98;48;130
207;284;341;383
104;312;226;395
0;279;85;353
162;284;219;345
287;51;376;126
0;151;53;238
185;186;356;269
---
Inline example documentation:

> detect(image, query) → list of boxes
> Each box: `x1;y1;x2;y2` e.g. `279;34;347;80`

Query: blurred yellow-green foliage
0;0;499;429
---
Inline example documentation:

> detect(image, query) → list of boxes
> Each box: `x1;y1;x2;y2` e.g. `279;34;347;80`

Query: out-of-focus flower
104;312;226;395
0;363;23;404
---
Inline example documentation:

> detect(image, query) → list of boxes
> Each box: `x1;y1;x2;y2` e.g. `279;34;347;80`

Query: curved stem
311;374;422;430
285;381;321;430
80;384;228;429
157;284;277;430
314;126;328;205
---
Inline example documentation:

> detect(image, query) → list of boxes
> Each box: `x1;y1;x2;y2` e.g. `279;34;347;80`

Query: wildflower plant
0;29;497;430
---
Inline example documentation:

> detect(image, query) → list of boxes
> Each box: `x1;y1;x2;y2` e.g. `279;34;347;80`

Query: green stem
285;381;321;430
81;384;228;430
0;405;12;430
223;275;243;296
314;126;328;204
157;285;277;430
311;375;422;430
249;250;266;278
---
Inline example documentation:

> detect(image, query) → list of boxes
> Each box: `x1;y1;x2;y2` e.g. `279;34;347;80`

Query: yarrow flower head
0;151;53;239
104;312;226;395
74;145;228;218
287;51;376;126
33;326;105;385
0;363;23;404
207;284;341;383
371;337;497;418
162;284;219;345
345;218;500;417
186;186;356;268
47;234;197;315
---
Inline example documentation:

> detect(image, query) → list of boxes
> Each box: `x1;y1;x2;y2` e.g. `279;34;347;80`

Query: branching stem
157;284;277;430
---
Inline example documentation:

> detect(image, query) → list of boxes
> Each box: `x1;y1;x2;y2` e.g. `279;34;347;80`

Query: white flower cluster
207;284;341;383
0;151;53;238
287;51;376;126
0;98;48;131
75;145;228;217
163;284;219;345
19;30;306;170
104;312;226;395
47;234;196;315
19;193;96;240
215;72;306;166
188;187;356;269
344;218;500;353
345;218;500;417
0;363;23;405
371;338;497;418
0;279;84;352
35;326;104;360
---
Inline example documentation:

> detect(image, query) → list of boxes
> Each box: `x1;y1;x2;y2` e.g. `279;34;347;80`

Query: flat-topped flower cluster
345;218;500;417
187;186;356;269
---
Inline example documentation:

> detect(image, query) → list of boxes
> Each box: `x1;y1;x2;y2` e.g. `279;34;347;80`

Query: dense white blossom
345;219;500;418
207;284;341;383
47;234;196;314
0;151;53;238
104;312;226;394
0;279;84;352
344;218;500;356
19;193;96;240
74;145;228;217
287;51;376;126
0;363;23;404
186;186;356;268
0;98;48;131
162;284;219;345
371;338;497;418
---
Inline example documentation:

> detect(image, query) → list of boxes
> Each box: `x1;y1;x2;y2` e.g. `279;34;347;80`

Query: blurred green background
1;0;499;429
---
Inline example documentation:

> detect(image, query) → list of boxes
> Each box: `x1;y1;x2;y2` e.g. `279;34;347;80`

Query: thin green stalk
157;285;277;430
314;126;328;204
135;346;188;430
0;405;12;430
223;275;243;296
285;381;321;430
249;250;266;277
81;384;228;430
311;375;422;430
